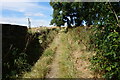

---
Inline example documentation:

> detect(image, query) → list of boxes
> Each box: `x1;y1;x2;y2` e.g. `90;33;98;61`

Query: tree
50;2;120;27
50;2;84;27
49;2;101;27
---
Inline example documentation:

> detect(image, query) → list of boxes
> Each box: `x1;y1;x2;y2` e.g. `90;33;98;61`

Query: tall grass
22;28;59;78
23;48;55;78
57;26;97;78
58;33;77;78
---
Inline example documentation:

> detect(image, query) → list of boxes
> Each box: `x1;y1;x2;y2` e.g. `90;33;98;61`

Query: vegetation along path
45;32;61;78
23;29;102;79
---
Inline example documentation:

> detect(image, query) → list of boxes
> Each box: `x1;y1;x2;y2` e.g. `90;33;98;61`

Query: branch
108;2;119;26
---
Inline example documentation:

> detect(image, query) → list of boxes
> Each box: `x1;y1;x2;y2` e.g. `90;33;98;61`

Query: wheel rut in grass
45;33;61;78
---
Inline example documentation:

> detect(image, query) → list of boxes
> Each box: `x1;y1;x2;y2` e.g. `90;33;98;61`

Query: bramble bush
90;24;120;79
88;2;120;80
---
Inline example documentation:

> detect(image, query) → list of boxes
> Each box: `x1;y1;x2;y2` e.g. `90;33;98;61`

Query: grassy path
22;32;60;78
22;29;101;79
45;33;61;78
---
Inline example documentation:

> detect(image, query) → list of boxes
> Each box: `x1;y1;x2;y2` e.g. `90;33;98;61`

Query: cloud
1;0;50;2
0;17;52;27
2;2;51;13
0;17;28;26
1;2;52;18
0;3;2;18
24;13;45;17
0;2;53;27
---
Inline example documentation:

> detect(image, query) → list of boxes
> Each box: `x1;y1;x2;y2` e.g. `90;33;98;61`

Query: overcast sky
0;0;53;27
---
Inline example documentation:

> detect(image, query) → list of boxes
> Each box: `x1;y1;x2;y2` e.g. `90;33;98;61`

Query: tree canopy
50;2;120;27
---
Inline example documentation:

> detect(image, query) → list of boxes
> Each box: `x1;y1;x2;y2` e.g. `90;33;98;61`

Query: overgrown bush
90;24;120;80
3;27;59;79
91;19;120;80
88;2;120;79
3;48;31;79
38;28;59;49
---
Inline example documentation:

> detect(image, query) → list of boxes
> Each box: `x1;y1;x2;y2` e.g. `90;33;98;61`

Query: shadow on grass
25;32;44;66
2;24;45;79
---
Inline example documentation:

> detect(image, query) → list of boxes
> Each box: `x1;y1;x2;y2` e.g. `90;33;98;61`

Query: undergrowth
23;48;55;78
22;28;59;78
90;24;120;79
58;27;94;78
3;27;58;79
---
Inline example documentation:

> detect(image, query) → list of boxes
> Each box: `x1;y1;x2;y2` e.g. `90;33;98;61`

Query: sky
0;0;53;27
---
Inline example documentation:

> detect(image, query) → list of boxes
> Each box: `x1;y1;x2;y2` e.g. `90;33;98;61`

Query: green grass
57;27;96;78
57;33;77;78
21;27;59;78
22;26;97;78
22;47;55;78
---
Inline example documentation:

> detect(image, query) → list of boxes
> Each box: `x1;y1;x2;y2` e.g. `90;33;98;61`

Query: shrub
90;24;120;79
